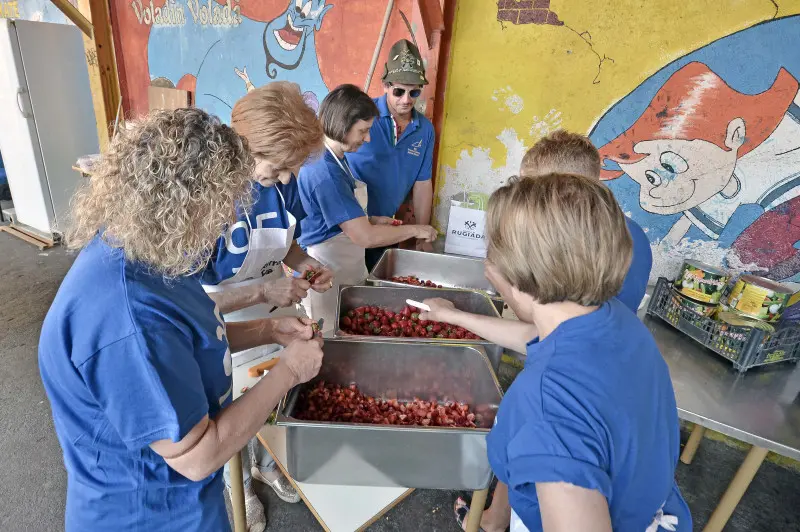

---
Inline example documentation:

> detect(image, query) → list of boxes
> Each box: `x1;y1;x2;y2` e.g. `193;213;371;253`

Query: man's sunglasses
390;84;422;98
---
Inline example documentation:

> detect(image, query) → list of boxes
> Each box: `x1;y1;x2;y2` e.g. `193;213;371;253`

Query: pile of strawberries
340;304;481;339
389;275;443;288
294;381;478;428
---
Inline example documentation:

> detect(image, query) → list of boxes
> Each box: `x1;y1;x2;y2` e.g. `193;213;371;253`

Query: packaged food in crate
647;278;800;372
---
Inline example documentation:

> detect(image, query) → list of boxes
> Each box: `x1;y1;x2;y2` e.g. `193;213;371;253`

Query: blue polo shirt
297;150;367;247
345;95;434;217
617;217;653;312
39;236;233;531
487;299;691;531
201;179;305;285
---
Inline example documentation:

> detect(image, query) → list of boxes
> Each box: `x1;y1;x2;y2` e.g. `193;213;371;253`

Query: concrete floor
1;233;799;531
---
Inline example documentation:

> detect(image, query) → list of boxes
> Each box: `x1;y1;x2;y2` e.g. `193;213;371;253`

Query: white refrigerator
0;19;99;236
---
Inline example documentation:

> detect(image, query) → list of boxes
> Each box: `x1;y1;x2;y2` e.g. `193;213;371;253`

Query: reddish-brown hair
231;81;323;170
598;62;797;180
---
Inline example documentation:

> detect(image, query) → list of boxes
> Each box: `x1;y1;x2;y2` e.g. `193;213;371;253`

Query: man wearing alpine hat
346;39;437;270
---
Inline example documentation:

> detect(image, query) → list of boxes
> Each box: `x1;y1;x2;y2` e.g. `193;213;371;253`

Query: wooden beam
87;0;122;132
429;0;456;190
0;225;54;250
77;0;122;151
50;0;93;38
417;0;445;50
76;1;107;150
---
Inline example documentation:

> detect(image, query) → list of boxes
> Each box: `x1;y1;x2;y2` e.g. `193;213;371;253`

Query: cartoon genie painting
233;0;331;109
598;61;800;280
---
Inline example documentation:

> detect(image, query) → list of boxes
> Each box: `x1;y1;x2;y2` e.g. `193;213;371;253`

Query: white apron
204;188;303;357
301;145;369;334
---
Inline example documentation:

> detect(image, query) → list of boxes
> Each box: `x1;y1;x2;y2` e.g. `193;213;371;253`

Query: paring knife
406;299;431;312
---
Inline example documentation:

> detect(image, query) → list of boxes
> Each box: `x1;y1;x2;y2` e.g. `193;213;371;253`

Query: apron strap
274;185;288;209
324;142;368;214
645;503;678;532
324;142;357;182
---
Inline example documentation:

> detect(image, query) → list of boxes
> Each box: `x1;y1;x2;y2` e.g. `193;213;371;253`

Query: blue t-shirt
345;95;434;217
39;236;232;532
297;150;367;247
201;179;305;285
617;217;653;312
488;299;691;532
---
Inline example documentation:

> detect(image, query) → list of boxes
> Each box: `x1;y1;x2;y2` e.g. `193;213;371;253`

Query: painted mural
591;17;800;282
0;0;78;23
436;0;800;285
111;0;420;119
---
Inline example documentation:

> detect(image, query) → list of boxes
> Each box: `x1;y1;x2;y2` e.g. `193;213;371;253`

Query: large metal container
277;339;503;489
367;249;504;313
334;285;504;370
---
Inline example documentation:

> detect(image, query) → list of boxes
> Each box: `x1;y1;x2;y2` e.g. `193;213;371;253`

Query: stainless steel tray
334;285;504;370
367;249;504;313
277;339;503;489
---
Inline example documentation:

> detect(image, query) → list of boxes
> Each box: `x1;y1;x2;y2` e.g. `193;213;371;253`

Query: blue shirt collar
524;301;613;362
377;94;392;117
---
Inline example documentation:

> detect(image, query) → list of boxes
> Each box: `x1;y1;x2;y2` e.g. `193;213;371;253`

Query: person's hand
416;240;434;252
270;317;315;346
369;216;397;226
277;337;324;385
310;267;334;293
413;225;438;243
418;298;458;323
297;262;335;294
260;276;311;307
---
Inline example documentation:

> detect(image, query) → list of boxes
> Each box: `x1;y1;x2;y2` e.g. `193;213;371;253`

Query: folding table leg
703;445;768;532
466;487;489;532
680;424;706;465
228;452;247;532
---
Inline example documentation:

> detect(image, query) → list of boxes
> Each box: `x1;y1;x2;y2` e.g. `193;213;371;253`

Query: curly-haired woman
38;108;323;531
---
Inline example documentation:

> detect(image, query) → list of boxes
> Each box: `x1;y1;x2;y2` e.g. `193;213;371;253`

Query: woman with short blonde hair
485;173;631;306
40;108;324;531
421;174;690;532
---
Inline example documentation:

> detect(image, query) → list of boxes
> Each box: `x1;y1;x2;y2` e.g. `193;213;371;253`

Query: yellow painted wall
436;1;800;282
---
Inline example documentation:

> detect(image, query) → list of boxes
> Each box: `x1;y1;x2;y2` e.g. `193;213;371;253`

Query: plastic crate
646;277;800;372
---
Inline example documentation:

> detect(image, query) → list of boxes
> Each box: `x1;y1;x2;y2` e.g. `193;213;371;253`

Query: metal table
643;314;800;531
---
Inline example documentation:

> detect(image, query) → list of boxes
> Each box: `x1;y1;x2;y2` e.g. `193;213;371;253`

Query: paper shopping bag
444;192;488;258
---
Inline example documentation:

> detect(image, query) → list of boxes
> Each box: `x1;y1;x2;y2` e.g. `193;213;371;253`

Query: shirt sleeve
312;177;367;228
77;328;210;452
505;420;612;505
416;127;434;182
